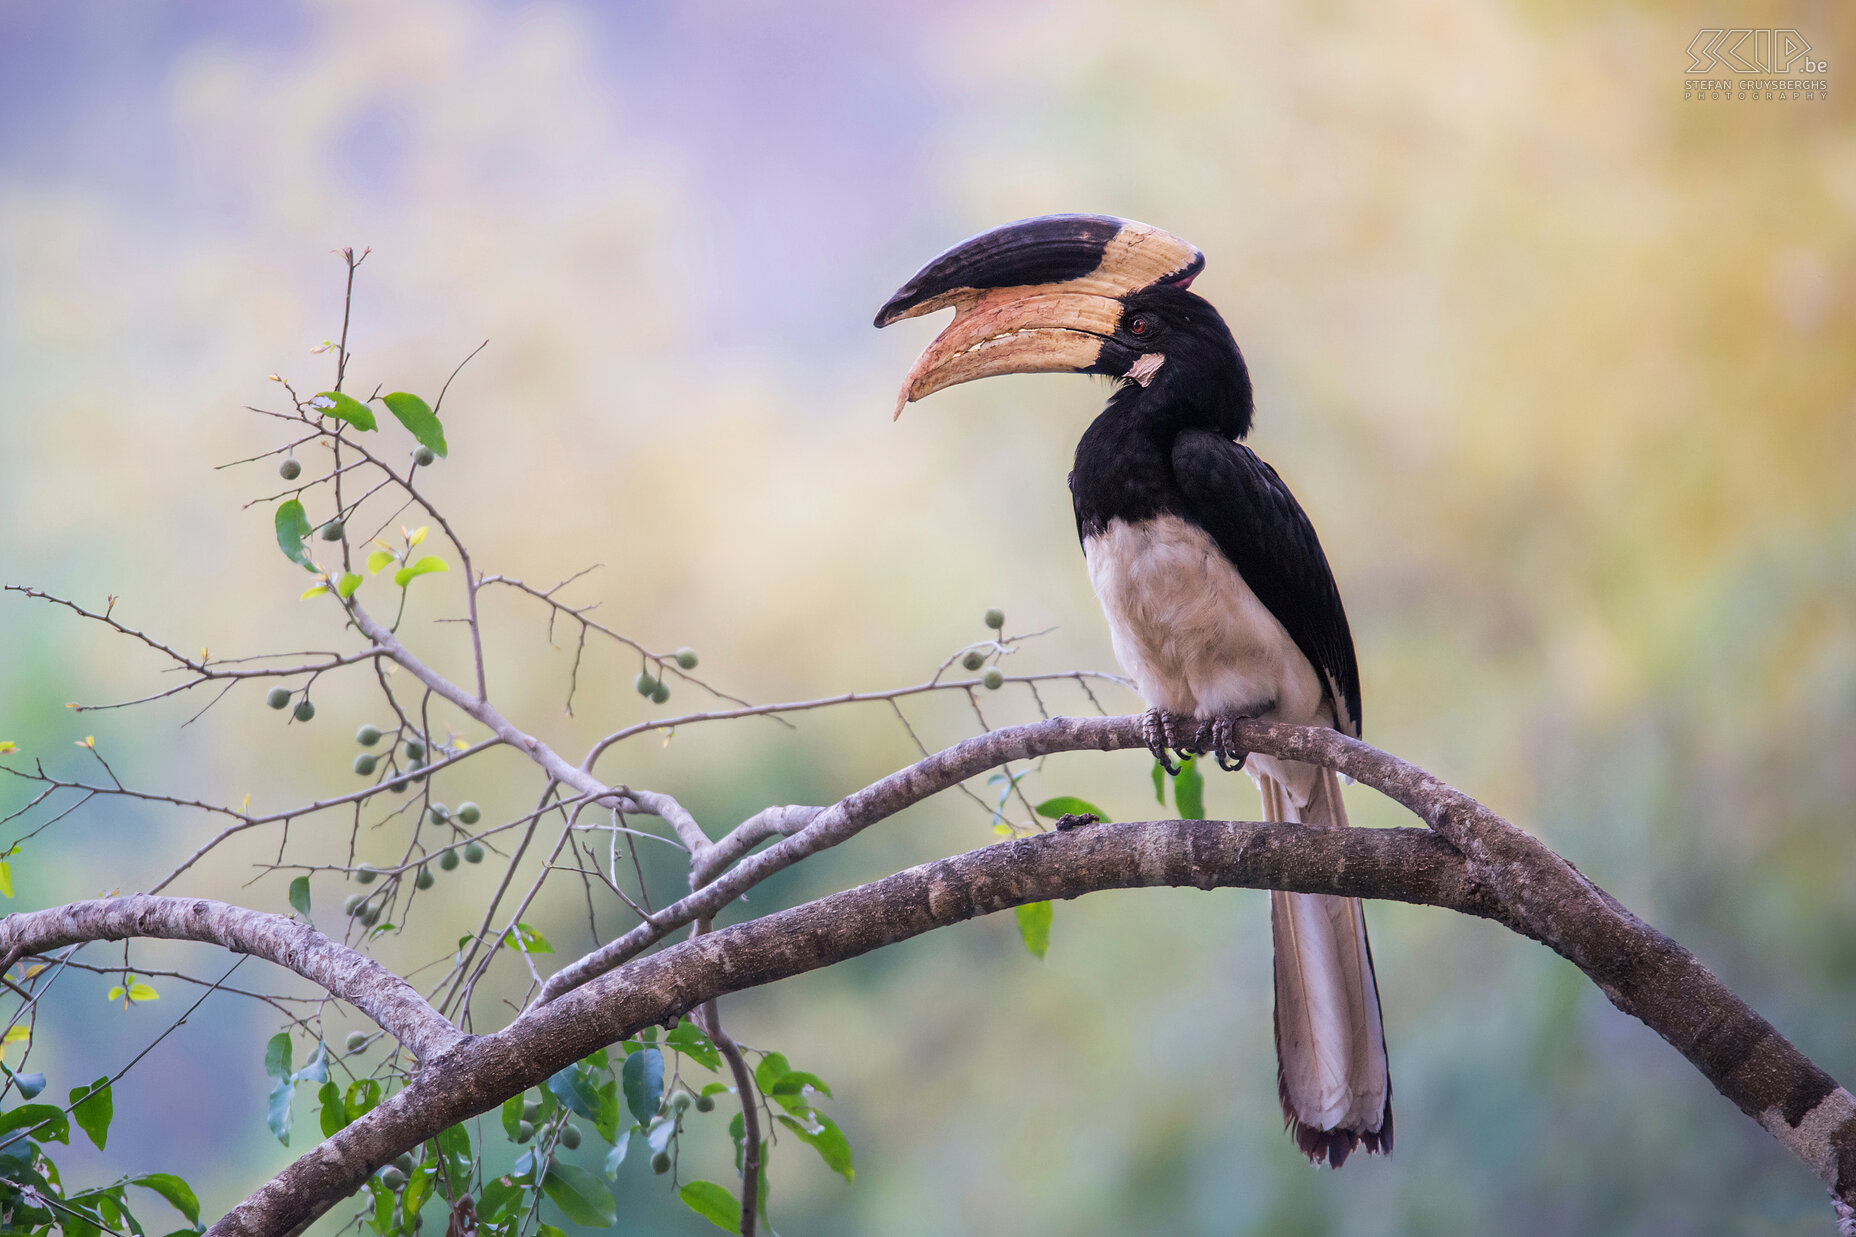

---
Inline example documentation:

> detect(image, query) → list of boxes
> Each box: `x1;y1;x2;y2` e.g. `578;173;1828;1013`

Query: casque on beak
875;214;1203;419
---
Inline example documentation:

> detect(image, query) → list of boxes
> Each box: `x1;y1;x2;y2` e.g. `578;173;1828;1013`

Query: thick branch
210;819;1468;1236
211;800;1856;1234
0;895;464;1062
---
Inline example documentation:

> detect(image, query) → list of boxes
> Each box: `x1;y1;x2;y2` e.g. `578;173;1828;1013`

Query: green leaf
69;1076;112;1150
621;1047;664;1126
1016;901;1052;959
264;1033;293;1082
501;1092;526;1142
403;1160;433;1227
678;1180;742;1233
393;556;449;588
539;1163;615;1229
318;1081;347;1138
581;1047;609;1070
503;922;553;954
775;1110;854;1182
130;1174;201;1228
267;1078;293;1145
546;1066;600;1120
344;1078;382;1124
0;1102;69;1144
666;1018;721;1072
0;859;12;899
312;391;377;432
382;392;447;457
300;583;330;600
367;549;397;575
769;1071;832;1101
364;1176;394;1234
1152;758;1167;805
126;980;158;1002
602;1131;631;1178
1175;755;1205;820
593;1078;623;1143
288;876;311;917
294;1040;329;1085
752;1051;790;1095
274;500;315;571
335;572;363;600
479;1175;523;1223
1033;795;1109;823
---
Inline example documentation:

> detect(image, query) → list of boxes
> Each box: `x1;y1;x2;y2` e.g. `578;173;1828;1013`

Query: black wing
1170;429;1362;738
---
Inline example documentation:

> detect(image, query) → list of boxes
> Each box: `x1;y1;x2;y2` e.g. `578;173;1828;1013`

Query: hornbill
875;214;1391;1166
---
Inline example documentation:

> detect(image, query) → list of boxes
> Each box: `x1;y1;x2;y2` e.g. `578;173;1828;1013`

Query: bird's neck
1070;389;1188;538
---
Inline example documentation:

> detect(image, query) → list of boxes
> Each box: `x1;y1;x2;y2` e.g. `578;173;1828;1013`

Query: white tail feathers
1260;764;1392;1167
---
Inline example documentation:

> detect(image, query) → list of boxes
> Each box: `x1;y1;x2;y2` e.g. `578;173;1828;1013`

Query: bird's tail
1259;763;1392;1167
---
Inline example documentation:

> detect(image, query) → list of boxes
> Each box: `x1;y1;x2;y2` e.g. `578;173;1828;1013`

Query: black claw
1054;812;1099;831
1212;718;1248;772
1143;708;1180;776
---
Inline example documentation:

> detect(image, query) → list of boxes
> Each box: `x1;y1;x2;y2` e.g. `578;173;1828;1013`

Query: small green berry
392;1153;414;1175
353;753;377;776
344;893;366;915
345;1030;368;1053
464;842;485;864
356;724;382;746
413;446;436;467
354;865;378;885
962;651;985;672
379;1166;406;1191
651;1151;672;1175
633;672;657;697
456;802;481;825
415;867;435;890
982;668;1004;690
559;1123;582;1150
293;699;316;722
359;904;381;927
439;849;461;871
320;519;345;542
984;607;1005;630
427;804;450;825
521;1099;541;1122
695;1094;715;1112
267;687;292;710
673;647;699;670
650;681;670;705
670;1091;693;1113
404;740;426;761
279;458;302;481
390;778;410;794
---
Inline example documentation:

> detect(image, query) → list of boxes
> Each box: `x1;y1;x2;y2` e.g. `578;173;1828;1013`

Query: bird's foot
1210;717;1248;772
1142;707;1182;775
1053;812;1099;832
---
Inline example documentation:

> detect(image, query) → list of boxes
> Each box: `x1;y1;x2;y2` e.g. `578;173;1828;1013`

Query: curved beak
875;214;1202;419
887;288;1125;419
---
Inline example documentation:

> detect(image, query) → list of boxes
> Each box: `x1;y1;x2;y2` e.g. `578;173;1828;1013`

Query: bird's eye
1126;313;1155;337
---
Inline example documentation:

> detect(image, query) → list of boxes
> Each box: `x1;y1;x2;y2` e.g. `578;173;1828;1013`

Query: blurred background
2;0;1854;1233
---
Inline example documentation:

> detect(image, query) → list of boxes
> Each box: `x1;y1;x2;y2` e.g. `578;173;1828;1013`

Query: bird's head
875;213;1252;438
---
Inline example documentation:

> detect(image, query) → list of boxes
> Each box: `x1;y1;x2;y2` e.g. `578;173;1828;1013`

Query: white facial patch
1125;352;1165;386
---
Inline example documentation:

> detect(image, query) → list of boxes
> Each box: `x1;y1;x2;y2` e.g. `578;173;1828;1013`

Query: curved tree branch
210;803;1856;1235
0;895;465;1063
31;718;1854;1233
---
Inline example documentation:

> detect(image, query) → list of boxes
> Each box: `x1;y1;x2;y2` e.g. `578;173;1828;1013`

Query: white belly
1084;513;1330;734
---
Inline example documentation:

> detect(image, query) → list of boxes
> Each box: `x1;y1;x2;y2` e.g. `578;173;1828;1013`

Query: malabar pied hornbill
875;214;1391;1167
